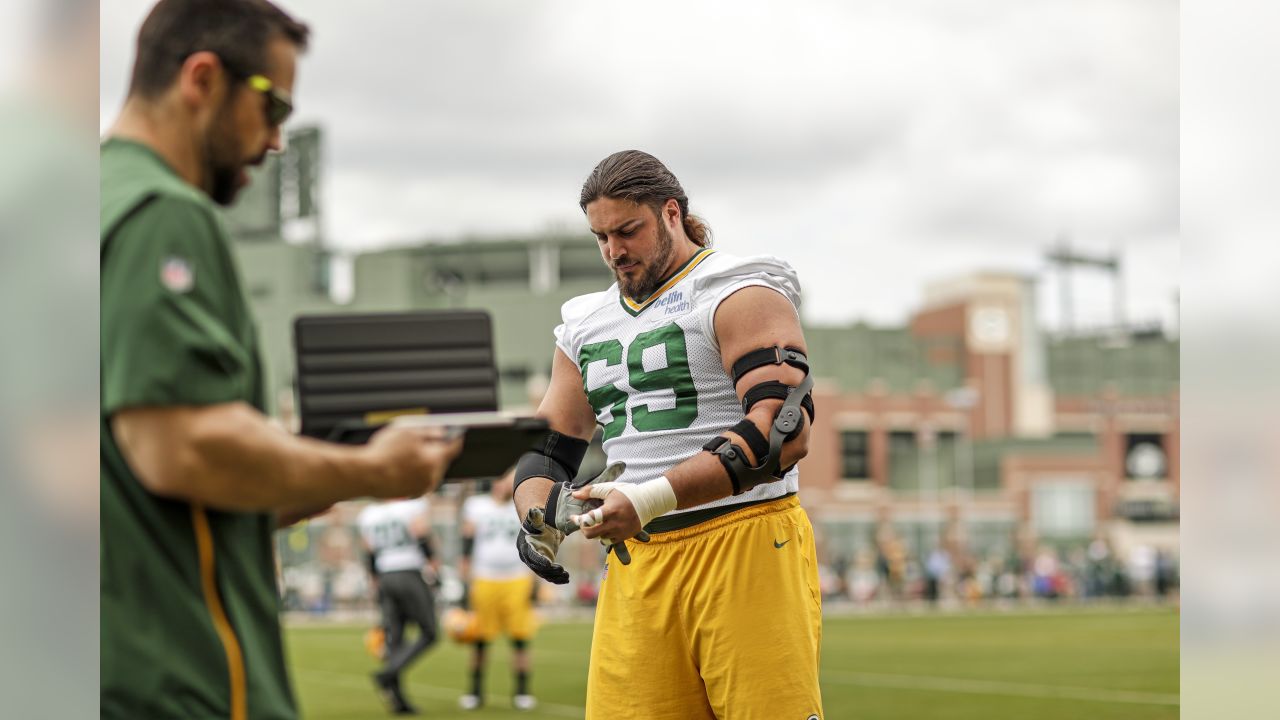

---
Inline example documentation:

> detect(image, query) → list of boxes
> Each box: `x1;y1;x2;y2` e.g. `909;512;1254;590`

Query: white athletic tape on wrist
569;477;677;529
612;477;677;528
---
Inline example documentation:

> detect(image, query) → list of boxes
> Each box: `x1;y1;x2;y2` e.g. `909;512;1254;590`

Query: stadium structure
230;128;1178;611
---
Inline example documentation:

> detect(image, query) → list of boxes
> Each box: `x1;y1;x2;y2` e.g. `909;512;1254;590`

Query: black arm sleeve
513;431;590;493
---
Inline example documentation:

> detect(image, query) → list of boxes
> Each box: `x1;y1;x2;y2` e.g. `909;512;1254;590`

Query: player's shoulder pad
557;287;616;343
692;251;802;310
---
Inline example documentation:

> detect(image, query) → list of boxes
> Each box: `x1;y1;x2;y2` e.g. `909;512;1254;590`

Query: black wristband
542;481;566;527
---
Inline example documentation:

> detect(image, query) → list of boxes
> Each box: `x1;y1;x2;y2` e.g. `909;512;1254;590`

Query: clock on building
969;306;1011;351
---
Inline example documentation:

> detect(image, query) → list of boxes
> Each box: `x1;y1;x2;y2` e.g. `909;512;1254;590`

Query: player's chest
575;305;715;389
574;304;732;440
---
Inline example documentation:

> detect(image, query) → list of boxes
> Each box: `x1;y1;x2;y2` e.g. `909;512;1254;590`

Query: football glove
516;462;627;583
544;461;626;533
517;506;570;584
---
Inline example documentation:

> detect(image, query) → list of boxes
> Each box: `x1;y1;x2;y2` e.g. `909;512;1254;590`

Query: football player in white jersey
510;150;824;719
457;476;539;711
357;496;440;715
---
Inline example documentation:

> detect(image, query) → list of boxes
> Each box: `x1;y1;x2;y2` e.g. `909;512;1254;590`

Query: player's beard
616;218;675;301
203;100;252;207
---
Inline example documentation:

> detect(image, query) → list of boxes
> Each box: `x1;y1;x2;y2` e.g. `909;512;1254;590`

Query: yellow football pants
586;495;823;720
470;575;537;642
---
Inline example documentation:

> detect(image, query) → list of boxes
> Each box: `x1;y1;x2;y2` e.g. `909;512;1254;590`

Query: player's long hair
579;150;713;247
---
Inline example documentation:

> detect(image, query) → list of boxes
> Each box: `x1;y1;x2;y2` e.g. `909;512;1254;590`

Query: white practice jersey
357;497;429;574
462;494;528;581
554;248;802;519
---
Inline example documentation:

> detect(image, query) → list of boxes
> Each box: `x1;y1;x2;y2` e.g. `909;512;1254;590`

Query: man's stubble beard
616;217;675;301
203;97;251;207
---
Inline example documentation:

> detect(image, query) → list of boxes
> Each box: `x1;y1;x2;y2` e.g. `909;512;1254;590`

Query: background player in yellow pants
459;477;539;711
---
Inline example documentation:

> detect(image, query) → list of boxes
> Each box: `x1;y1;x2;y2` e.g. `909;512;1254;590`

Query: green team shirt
100;138;296;720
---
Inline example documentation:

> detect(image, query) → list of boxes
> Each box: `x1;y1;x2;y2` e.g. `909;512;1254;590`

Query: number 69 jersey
554;248;803;518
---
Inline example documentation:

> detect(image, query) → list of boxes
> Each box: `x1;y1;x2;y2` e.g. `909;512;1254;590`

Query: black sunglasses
243;74;293;127
215;55;293;127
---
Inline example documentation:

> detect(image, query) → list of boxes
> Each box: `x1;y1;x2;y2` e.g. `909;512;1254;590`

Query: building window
888;431;919;492
928;430;958;491
1031;479;1096;539
819;519;877;561
888;429;955;493
840;431;870;480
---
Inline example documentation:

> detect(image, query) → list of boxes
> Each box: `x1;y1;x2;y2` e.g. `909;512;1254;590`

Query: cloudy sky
100;0;1178;328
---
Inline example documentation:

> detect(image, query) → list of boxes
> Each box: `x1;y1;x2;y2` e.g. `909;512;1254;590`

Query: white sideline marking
823;670;1179;706
293;666;585;717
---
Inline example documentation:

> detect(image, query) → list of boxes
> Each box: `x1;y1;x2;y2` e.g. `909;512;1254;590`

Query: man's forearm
185;406;385;511
115;403;382;512
514;476;554;521
663;402;811;509
663;453;737;509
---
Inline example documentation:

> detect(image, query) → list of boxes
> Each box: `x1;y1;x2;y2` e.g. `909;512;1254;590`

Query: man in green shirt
101;2;461;718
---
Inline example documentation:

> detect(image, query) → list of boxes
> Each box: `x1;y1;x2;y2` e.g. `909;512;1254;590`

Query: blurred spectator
1033;547;1060;599
1155;549;1179;598
874;545;892;599
924;547;951;604
1129;544;1158;595
1086;538;1112;597
818;563;844;600
849;550;881;603
575;576;600;606
832;553;852;600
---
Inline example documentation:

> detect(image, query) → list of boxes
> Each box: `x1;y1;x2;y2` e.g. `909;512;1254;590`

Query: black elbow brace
705;346;815;495
461;536;475;559
513;431;590;494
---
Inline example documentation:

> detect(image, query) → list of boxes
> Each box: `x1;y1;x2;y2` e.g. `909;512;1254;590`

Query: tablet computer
294;310;502;442
293;311;548;481
388;413;550;481
319;412;549;482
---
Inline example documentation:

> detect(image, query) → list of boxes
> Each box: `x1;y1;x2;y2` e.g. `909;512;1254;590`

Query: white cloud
100;0;1178;328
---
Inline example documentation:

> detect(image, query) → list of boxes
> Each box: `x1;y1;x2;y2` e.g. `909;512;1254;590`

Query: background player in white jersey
510;150;824;719
457;476;540;711
357;496;441;715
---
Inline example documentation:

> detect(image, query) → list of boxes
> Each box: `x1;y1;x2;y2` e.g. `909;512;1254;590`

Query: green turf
285;606;1178;719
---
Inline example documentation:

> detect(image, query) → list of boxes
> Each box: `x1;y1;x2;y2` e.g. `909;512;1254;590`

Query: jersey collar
618;248;715;317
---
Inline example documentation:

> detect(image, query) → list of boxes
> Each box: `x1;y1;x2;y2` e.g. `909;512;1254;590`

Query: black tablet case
293;310;547;480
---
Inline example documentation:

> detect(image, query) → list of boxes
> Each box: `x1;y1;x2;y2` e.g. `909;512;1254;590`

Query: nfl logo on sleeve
160;256;194;293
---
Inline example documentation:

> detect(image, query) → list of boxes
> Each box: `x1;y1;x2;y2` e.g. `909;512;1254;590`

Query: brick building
799;272;1178;579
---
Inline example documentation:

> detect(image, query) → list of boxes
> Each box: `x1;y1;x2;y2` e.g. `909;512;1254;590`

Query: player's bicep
536;348;598;441
713;286;812;465
714;285;808;391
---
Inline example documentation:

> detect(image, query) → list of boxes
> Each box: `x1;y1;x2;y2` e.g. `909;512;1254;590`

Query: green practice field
287;606;1178;720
